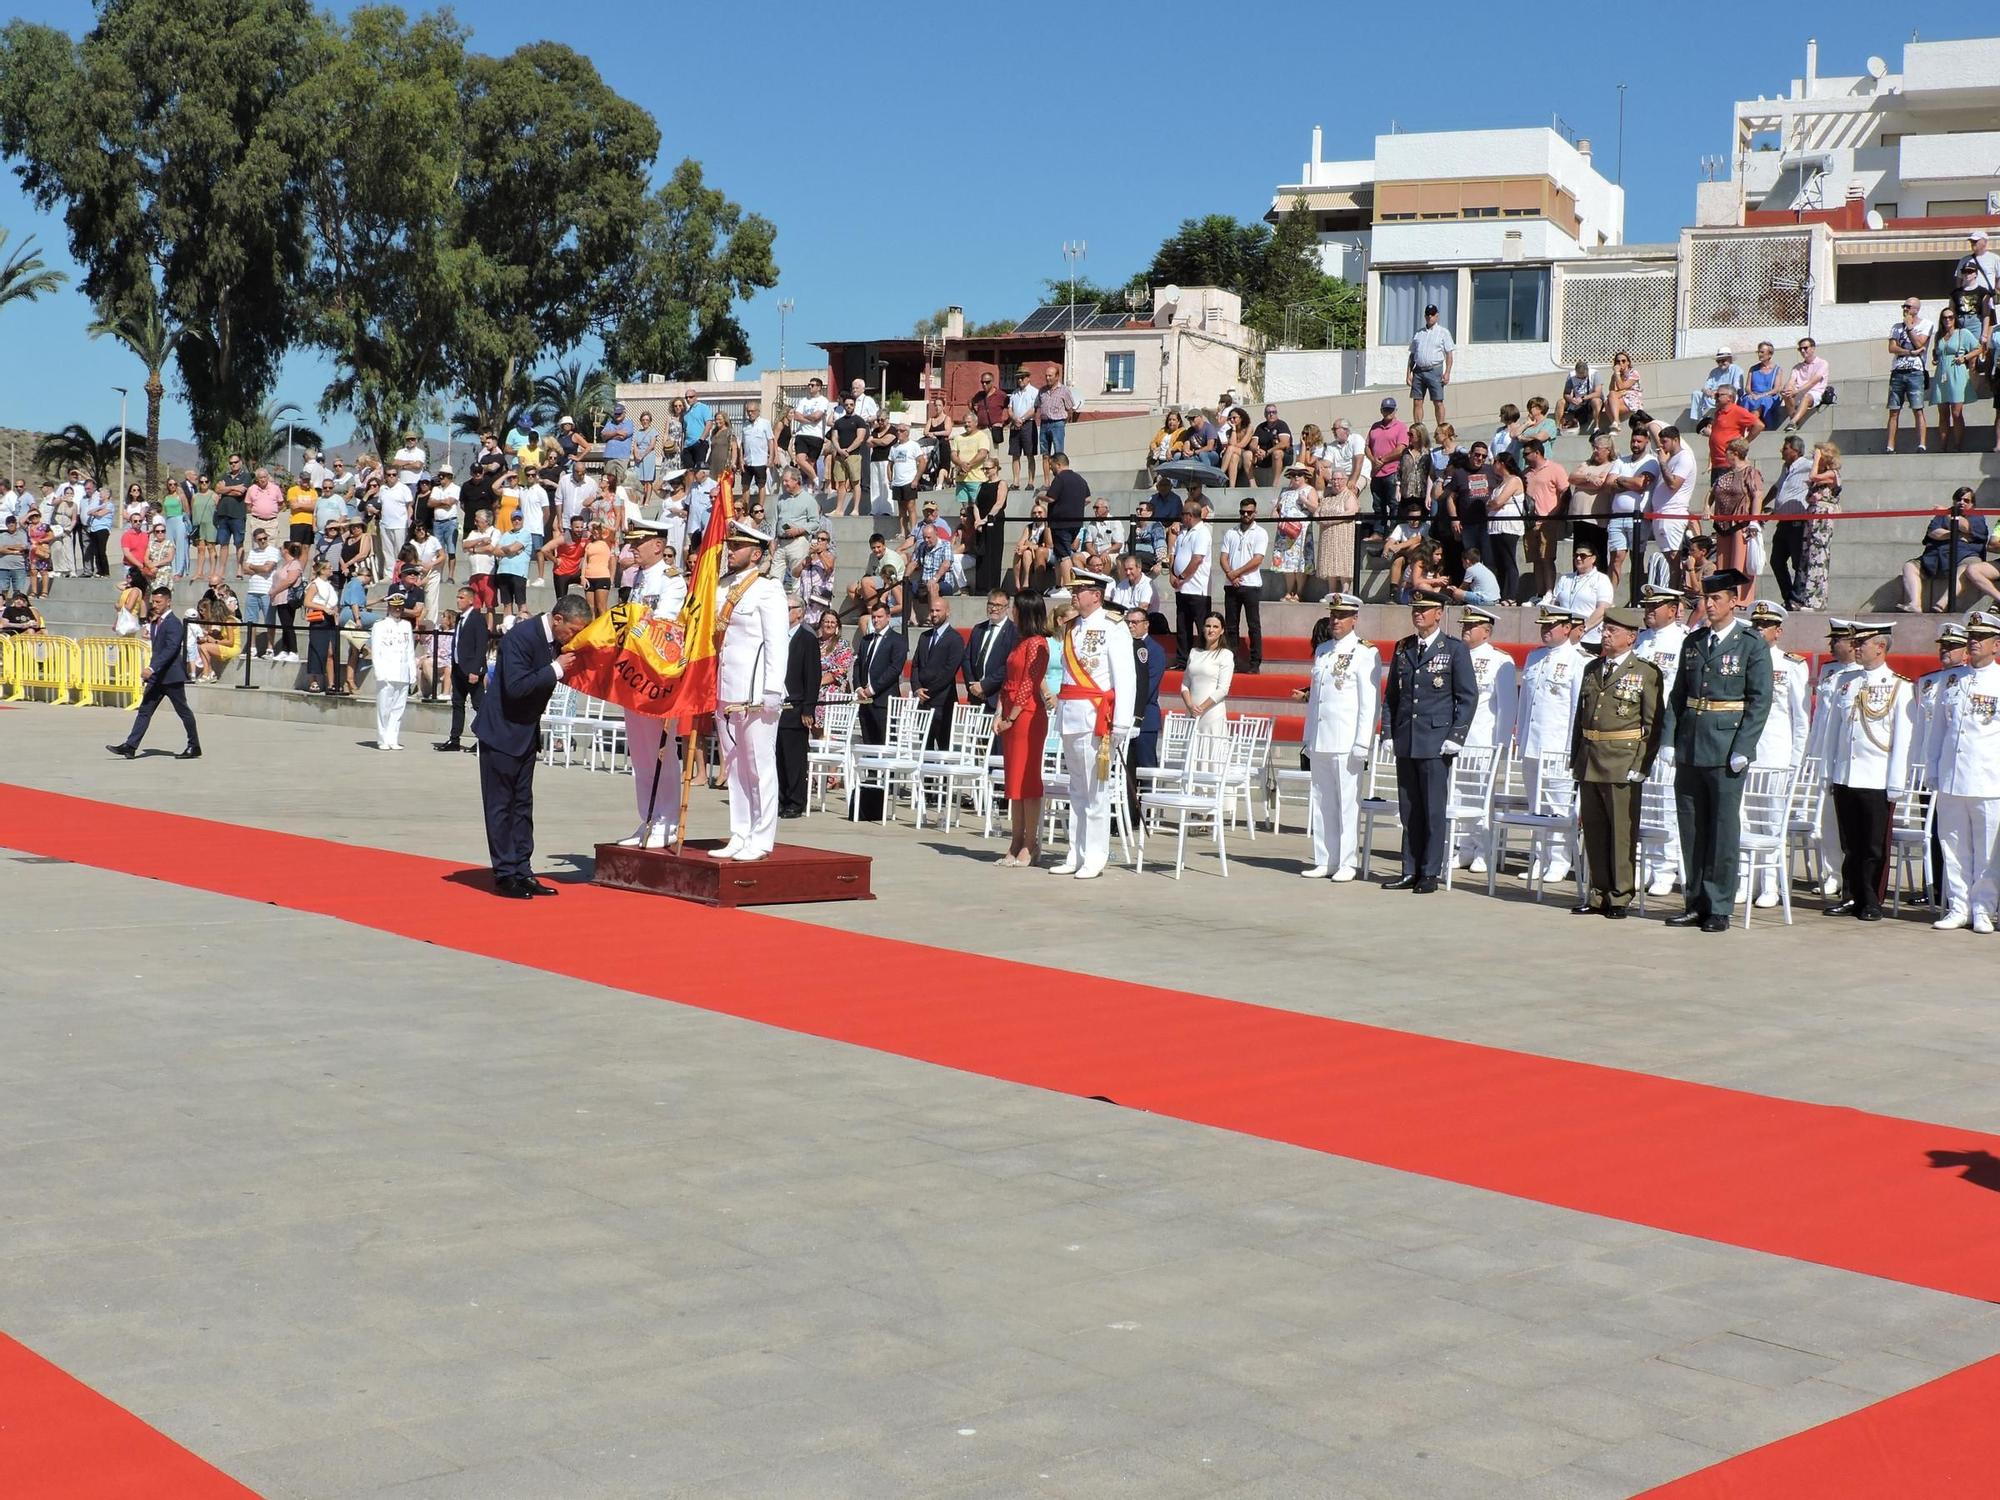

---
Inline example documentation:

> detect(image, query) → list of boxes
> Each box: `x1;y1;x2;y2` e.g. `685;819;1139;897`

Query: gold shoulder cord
1854;679;1898;752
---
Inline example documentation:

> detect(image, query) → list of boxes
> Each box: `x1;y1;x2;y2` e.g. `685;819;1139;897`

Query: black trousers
1395;754;1450;879
86;530;110;576
273;600;299;655
308;620;338;688
1223;585;1262;669
1175;591;1208;666
1770;520;1809;607
1483;533;1520;603
777;719;809;815
122;678;199;752
921;695;955;751
477;742;536;882
852;699;888;820
448;668;483;743
1367;475;1399;538
1831;782;1891;913
973;484;1005;593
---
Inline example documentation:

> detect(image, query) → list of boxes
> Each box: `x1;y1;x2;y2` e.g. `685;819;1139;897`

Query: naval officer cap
1408;588;1447;608
1827;617;1855;639
1965;612;2000;640
1325;592;1363;616
1749;600;1787;627
1535;605;1577;626
727;519;773;546
1043;585;1072;602
1068;567;1113;590
1602;606;1643;632
622;515;674;544
1459;604;1497;627
1639;583;1682;608
1939;621;1969;645
1700;568;1748;595
1849;619;1892;642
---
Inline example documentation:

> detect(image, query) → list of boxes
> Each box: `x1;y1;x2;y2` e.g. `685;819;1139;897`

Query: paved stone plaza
4;703;2000;1499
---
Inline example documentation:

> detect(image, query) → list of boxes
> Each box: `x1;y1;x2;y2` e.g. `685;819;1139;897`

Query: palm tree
0;228;67;318
533;361;614;437
34;423;150;487
217;402;324;475
88;288;182;499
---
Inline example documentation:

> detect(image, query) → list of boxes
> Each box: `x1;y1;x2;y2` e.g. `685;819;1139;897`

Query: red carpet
1639;1353;2000;1498
7;781;2000;1496
0;1333;257;1498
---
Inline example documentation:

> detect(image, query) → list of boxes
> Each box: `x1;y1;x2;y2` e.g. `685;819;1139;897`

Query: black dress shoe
1412;877;1439;894
433;741;462;752
1663;911;1705;928
522;878;559;896
175;746;202;760
1604;906;1629;920
495;878;534;899
106;743;135;759
1700;915;1731;933
1382;874;1419;891
1856;908;1883;922
1571;900;1601;916
1823;900;1858;917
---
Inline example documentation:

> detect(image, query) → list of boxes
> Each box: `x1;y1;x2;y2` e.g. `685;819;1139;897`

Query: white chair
1487;751;1579;903
848;697;932;823
1889;769;1938;915
1490;746;1530;812
1634;768;1680;914
917;707;996;831
1354;738;1401;879
806;699;858;816
1784;755;1828;888
1136;730;1233;878
1733;765;1797;928
581;696;626;772
1218;714;1275;835
1440;747;1501;892
540;685;587;766
1269;761;1313;833
1136;712;1194;791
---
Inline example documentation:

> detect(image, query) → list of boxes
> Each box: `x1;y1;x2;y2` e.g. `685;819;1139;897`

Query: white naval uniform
1454;640;1518;863
1752;652;1812;770
1302;633;1381;876
1806;659;1861;885
1515;639;1587;872
1825;665;1915;792
368;615;417;750
1926;660;2000;922
626;560;684;840
714;567;790;859
1907;665;1959;777
1054;603;1137;877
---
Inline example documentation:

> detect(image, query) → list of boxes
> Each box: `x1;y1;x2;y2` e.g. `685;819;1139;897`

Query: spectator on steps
1742;342;1783;428
1778;337;1830;430
1886;298;1932;454
1605;352;1644;427
1560;361;1602;434
1931;304;1983;453
1690;346;1746;426
1898;488;1990;614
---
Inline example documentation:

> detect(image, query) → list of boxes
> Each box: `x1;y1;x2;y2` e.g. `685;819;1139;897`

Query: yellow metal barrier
0;635;17;697
5;634;81;705
74;635;145;710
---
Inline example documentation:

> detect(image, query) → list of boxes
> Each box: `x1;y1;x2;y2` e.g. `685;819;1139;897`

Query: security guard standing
1662;569;1772;931
1455;604;1517;873
1928;611;2000;932
1569;607;1664;918
1633;583;1691;896
1821;620;1914;922
1381;588;1477;893
1806;619;1860;895
1293;593;1381;881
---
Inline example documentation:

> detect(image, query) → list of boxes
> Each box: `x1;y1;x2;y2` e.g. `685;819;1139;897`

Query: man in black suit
1381;590;1477;893
108;586;201;760
910;598;966;750
435;585;490;752
1124;604;1168;828
961;590;1017;722
776;592;823;818
850;601;906;820
473;593;590;898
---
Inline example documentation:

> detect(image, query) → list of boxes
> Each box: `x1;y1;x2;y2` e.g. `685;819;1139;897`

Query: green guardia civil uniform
1666;615;1774;919
1569;649;1665;909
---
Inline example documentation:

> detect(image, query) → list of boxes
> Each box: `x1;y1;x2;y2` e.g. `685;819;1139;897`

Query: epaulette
1784;651;1807;662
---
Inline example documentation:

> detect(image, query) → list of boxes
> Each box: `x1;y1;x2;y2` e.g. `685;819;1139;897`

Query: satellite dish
1865;208;1886;230
1161;284;1182;306
1866;55;1888;79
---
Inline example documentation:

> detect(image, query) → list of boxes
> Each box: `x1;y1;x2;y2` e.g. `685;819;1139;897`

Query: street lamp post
286;416;295;478
112;386;128;498
777;297;794;392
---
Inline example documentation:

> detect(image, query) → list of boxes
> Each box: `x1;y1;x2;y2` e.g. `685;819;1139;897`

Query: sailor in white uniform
620;517;685;848
1515;605;1588;881
1294;593;1380;880
1745;600;1811;905
1805;619;1861;895
1633;583;1690;895
1909;621;1969;905
1051;568;1136;880
1821;620;1915;922
1454;604;1516;873
1927;611;2000;932
712;520;791;863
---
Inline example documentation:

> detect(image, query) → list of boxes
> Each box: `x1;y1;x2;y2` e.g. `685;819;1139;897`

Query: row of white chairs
540;685;627;771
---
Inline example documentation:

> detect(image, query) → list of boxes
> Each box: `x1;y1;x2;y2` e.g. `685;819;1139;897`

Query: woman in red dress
996;592;1050;866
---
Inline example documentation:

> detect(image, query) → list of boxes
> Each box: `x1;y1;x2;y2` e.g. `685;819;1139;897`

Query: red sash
1057;630;1111;737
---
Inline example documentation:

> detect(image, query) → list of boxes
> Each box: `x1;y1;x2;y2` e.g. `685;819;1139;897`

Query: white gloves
1626;770;1645;782
1441;739;1463;755
1657;746;1675;768
1347;750;1370;771
1728;754;1749;774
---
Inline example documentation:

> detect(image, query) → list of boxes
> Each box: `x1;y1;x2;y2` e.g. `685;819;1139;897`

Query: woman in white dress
1180;611;1235;751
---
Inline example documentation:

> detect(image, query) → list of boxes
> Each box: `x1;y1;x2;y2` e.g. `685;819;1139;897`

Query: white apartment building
1269;125;1627;387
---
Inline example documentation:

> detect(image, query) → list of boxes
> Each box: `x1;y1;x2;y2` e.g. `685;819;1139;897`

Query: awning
1833;235;1971;260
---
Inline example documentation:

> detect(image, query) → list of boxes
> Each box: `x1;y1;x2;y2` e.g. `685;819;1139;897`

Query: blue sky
0;1;1973;448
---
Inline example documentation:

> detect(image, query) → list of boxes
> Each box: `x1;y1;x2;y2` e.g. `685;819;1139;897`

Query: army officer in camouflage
1662;570;1773;931
1569;607;1665;918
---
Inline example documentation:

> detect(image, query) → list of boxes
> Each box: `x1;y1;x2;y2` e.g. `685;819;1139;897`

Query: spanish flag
565;476;732;722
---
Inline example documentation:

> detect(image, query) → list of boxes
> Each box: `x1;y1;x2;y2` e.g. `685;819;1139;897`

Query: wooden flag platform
592;839;874;908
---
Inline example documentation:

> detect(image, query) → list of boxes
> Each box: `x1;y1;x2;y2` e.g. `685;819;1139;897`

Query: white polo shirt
1220;522;1268;591
1172;522;1212;596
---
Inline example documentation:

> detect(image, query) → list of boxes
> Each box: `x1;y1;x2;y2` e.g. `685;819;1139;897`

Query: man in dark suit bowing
850;600;907;819
108;585;201;760
776;591;823;818
435;585;490;752
910;597;966;750
1381;589;1477;892
474;593;591;897
962;590;1017;722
